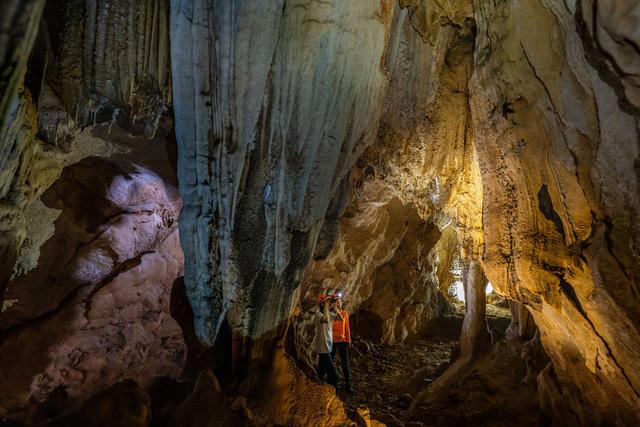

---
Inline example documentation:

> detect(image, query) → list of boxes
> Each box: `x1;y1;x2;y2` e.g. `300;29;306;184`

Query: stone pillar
459;257;490;359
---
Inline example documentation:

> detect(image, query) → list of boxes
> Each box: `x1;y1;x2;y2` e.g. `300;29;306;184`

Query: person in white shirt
315;293;343;389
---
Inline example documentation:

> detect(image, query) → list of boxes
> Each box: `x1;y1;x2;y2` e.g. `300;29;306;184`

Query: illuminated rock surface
0;0;639;425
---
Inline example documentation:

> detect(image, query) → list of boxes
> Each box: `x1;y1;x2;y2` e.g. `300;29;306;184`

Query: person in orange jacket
331;291;353;393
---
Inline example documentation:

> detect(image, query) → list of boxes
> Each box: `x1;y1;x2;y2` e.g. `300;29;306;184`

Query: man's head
318;290;344;309
318;294;331;309
329;297;339;310
334;295;343;309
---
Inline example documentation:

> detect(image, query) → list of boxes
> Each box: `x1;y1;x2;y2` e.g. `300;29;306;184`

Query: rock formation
0;1;182;421
1;0;47;304
170;0;396;353
0;156;186;421
0;0;639;425
469;1;640;423
55;0;171;134
298;179;451;348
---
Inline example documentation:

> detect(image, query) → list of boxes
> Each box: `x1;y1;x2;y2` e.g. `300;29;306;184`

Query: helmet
317;294;331;305
318;290;344;306
328;290;343;300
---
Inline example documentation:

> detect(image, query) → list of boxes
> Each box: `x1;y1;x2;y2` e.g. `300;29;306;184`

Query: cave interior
1;1;640;426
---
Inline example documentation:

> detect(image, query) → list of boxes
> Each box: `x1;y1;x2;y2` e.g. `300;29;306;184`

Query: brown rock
46;380;151;427
169;370;253;427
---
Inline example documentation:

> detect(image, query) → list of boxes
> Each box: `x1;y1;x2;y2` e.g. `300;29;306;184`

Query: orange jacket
332;310;351;343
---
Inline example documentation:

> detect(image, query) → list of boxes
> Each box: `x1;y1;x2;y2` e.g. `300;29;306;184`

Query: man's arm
332;306;343;321
321;303;330;323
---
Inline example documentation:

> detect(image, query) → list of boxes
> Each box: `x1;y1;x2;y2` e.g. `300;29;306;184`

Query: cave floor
406;339;551;427
337;339;549;427
337;303;547;427
339;338;455;426
338;335;550;427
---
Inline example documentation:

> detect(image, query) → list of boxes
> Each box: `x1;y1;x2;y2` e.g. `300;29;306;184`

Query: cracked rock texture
469;0;640;424
0;0;181;419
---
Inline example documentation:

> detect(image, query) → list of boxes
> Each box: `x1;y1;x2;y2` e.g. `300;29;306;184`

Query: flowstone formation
469;1;640;423
0;0;639;425
170;0;397;354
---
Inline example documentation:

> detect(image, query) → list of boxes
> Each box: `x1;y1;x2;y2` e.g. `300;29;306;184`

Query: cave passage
1;0;640;426
297;174;520;424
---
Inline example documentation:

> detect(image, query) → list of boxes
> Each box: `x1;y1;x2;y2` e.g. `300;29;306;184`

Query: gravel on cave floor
336;335;549;427
336;338;456;426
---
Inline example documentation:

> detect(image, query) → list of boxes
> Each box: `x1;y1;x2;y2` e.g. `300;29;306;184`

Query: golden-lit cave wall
471;0;640;424
296;0;640;424
0;0;639;424
170;0;640;422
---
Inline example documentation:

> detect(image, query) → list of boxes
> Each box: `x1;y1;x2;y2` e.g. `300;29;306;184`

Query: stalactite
57;0;171;135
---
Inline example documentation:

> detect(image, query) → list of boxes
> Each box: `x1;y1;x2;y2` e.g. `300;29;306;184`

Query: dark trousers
331;342;352;387
317;352;337;388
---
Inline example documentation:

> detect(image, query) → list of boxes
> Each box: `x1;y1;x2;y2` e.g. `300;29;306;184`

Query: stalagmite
459;257;490;359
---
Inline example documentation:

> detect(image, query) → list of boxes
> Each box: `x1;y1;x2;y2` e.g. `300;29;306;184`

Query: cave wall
169;0;640;421
55;0;171;134
365;0;483;246
293;178;451;367
0;157;185;419
1;0;174;303
332;0;640;422
470;0;640;423
0;0;46;304
347;0;640;423
0;0;639;424
0;0;184;419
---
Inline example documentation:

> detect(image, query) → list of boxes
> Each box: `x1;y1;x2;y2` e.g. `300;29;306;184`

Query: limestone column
459;257;490;359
